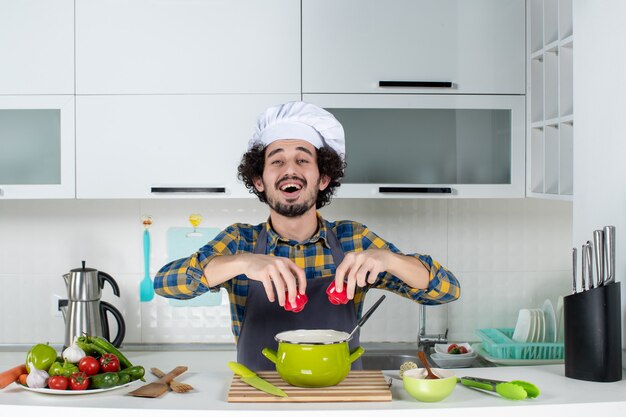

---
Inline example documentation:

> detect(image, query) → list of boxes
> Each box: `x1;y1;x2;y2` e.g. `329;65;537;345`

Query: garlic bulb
62;337;86;363
26;362;49;388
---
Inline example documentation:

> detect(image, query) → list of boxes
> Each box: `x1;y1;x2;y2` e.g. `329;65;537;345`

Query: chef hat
249;101;345;159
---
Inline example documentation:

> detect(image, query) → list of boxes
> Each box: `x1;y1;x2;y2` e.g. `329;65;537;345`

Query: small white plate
512;309;533;342
533;308;546;343
430;352;477;368
556;296;565;342
543;299;557;343
16;379;139;395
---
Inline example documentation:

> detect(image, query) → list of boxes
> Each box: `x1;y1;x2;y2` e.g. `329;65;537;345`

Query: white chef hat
249;101;345;159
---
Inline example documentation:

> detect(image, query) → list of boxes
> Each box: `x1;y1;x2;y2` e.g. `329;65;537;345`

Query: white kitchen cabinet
76;94;300;199
304;94;526;199
75;0;300;95
0;0;74;94
527;0;573;200
302;0;525;95
0;96;75;199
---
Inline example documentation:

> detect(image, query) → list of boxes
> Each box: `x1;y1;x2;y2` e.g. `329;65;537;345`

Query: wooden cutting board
227;370;392;403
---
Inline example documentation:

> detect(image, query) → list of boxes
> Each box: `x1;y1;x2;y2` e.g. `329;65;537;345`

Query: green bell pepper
25;343;58;373
48;361;79;378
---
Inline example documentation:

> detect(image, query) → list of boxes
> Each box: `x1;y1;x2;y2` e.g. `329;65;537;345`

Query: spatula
127;366;187;398
140;227;155;302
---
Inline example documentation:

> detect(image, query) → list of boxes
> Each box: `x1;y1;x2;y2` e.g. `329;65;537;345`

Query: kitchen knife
581;244;588;291
585;241;594;290
603;226;616;285
593;230;605;288
572;247;577;293
227;361;288;398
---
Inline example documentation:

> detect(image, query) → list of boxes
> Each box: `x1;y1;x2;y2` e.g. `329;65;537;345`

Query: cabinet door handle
378;81;453;88
378;187;452;194
150;187;226;194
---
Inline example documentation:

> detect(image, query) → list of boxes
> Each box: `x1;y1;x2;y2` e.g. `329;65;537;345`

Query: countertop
1;349;625;417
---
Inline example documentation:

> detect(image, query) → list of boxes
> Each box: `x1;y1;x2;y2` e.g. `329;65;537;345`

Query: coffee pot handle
99;272;121;297
100;301;126;348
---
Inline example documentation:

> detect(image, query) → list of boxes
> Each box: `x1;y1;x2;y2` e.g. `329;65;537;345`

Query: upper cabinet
527;0;573;200
305;94;526;199
302;0;525;95
0;96;75;199
75;0;300;95
0;0;74;94
76;94;299;199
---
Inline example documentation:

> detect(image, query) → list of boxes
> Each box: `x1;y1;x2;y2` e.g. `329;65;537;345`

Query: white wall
0;198;571;346
573;1;626;357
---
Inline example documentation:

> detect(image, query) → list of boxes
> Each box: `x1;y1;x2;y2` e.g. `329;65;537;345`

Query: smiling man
154;101;460;370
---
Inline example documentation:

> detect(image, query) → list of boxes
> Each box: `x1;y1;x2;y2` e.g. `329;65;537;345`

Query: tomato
99;353;120;373
78;356;100;376
48;375;69;390
69;371;89;390
447;344;459;353
458;346;469;354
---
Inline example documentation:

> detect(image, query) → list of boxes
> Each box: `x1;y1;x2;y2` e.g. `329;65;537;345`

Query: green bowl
402;368;457;402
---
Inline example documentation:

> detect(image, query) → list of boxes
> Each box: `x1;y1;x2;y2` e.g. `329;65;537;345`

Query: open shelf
527;0;574;201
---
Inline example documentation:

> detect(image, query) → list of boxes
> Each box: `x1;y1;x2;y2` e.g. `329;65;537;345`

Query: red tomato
69;371;90;390
48;375;69;390
447;344;459;353
99;353;120;373
78;356;100;376
458;346;469;354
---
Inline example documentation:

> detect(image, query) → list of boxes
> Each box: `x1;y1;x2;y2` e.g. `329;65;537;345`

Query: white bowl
434;343;474;358
430;352;477;368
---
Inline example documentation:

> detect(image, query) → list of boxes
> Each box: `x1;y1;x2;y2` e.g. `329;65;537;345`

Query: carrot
18;374;28;386
0;364;28;389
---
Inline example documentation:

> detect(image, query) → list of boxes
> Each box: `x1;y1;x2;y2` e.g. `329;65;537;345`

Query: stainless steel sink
359;345;493;370
361;351;421;370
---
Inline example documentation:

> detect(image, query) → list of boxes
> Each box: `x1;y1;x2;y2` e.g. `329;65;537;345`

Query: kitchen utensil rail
476;328;564;360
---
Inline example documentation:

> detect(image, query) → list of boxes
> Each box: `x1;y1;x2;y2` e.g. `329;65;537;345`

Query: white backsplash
0;198;572;345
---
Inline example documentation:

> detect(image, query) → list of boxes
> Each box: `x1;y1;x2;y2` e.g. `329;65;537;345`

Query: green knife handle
227;361;256;378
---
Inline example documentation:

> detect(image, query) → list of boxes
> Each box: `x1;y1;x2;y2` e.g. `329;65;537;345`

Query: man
154;101;460;370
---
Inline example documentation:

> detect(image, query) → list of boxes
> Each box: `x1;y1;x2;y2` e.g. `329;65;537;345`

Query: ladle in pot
347;295;386;340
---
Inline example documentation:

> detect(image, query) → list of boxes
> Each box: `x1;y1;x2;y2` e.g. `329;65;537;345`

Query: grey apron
236;224;362;371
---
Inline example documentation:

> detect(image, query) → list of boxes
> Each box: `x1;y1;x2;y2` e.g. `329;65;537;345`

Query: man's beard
265;177;319;218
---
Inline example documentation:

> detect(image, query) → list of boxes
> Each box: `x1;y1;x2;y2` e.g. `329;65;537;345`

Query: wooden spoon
418;351;439;380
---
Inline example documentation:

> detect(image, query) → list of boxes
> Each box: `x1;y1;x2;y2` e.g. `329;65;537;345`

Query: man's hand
242;254;307;307
334;249;389;300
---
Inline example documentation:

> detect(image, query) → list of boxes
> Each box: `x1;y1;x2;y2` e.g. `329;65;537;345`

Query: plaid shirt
154;214;460;340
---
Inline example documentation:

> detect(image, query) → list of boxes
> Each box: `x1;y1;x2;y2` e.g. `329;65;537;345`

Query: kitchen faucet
417;304;448;352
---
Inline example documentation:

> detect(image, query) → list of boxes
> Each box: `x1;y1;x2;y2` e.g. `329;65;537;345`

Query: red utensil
326;280;349;305
284;292;308;313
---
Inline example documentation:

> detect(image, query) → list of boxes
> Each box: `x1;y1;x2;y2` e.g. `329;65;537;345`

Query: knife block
564;282;622;382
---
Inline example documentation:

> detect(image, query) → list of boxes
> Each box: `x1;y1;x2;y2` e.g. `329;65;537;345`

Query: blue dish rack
476;328;564;360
